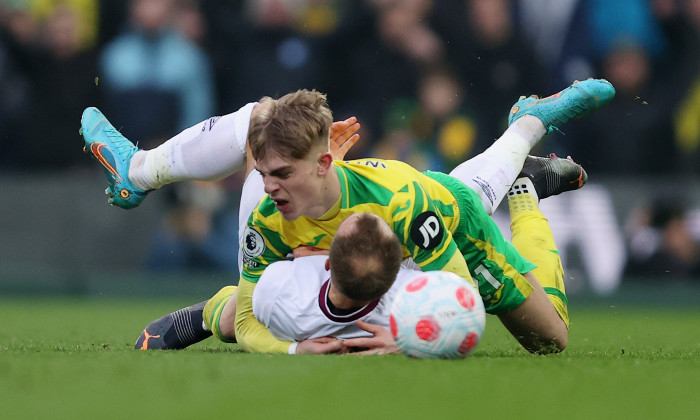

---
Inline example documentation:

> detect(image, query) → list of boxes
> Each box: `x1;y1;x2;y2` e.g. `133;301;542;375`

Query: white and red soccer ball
390;271;486;359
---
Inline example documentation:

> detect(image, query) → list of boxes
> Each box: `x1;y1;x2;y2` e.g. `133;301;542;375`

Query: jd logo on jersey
410;211;444;249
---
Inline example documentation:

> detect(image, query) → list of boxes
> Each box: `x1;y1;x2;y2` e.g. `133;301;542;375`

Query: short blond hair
248;89;333;161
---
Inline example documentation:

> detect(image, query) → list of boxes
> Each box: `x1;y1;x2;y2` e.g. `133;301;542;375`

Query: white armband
287;342;298;355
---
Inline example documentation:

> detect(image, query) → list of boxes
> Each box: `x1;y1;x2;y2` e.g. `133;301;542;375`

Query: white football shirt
252;255;422;341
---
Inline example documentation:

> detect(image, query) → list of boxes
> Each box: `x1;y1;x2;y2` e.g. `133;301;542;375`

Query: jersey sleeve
237;212;296;352
235;278;294;353
240;221;293;283
390;182;474;285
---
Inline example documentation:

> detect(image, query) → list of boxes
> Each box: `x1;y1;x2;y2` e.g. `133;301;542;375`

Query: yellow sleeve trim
235;278;294;353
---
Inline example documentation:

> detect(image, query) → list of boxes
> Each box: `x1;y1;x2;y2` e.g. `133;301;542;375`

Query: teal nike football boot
508;79;616;134
81;107;149;209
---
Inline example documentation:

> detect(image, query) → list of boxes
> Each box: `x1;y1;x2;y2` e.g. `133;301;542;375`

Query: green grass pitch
1;298;698;419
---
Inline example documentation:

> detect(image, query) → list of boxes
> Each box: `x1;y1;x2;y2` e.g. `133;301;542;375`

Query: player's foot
508;79;615;134
134;301;212;350
81;107;149;209
512;154;587;200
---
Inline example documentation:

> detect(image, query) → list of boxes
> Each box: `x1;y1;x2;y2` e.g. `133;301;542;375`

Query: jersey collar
318;279;380;323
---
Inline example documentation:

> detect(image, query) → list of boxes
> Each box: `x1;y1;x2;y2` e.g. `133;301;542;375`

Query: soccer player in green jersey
239;80;613;354
83;79;615;354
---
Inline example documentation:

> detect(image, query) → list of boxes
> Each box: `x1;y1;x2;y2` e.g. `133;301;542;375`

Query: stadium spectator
199;0;339;117
322;0;446;156
3;2;100;169
567;37;679;175
0;7;31;167
625;196;700;280
372;65;484;172
516;0;595;90
98;0;214;148
437;0;547;144
146;180;240;274
665;0;700;173
586;0;667;62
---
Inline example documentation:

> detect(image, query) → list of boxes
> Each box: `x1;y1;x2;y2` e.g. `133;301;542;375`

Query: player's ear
317;152;333;175
325;258;330;271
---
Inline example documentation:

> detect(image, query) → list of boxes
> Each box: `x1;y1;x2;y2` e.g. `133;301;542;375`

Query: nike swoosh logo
90;143;123;181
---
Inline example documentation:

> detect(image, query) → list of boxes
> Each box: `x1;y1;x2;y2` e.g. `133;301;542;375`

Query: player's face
256;152;324;221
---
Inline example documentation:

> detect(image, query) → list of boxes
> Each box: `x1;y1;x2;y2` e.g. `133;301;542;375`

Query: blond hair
248;89;333;161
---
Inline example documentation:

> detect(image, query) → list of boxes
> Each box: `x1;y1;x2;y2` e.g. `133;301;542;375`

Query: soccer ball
389;271;486;359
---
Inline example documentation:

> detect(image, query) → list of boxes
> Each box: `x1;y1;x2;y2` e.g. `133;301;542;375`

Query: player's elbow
232;325;255;353
233;315;255;352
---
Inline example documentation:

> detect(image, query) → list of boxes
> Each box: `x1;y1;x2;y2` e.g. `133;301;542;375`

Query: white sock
507;115;546;149
129;102;256;190
508;177;539;202
449;116;545;214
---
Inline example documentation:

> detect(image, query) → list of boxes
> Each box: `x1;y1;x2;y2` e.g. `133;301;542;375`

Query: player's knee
218;317;237;341
531;329;568;354
217;296;238;341
205;287;238;343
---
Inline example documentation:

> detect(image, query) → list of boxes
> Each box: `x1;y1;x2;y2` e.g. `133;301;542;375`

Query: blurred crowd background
3;0;700;296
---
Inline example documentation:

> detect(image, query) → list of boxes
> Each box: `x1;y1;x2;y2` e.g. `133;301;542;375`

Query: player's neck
327;280;366;311
312;163;342;219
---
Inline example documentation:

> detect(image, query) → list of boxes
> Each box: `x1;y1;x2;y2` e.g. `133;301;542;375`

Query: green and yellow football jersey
241;158;471;283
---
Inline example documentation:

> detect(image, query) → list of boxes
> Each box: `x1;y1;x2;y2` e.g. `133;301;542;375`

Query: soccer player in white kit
242;172;422;350
122;104;589;354
81;80;613;354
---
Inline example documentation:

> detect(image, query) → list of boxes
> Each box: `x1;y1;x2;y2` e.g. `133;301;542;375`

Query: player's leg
134;300;212;350
497;192;568;353
81;103;256;209
131;172;258;351
450;114;543;215
134;285;240;350
133;143;263;350
497;206;568;353
450;78;614;214
439;153;580;353
134;134;272;350
131;114;361;346
496;272;567;354
495;160;581;353
202;286;238;342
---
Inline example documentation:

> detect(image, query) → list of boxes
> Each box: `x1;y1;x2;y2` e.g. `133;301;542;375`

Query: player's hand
293;245;330;258
343;320;401;355
296;337;347;354
330;116;360;161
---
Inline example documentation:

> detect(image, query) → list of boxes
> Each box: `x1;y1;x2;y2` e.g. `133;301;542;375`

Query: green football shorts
425;170;536;314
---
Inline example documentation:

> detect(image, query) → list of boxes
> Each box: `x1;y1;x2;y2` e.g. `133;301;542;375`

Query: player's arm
236;221;297;353
237;224;344;354
235;279;293;353
392;187;474;286
236;279;345;354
